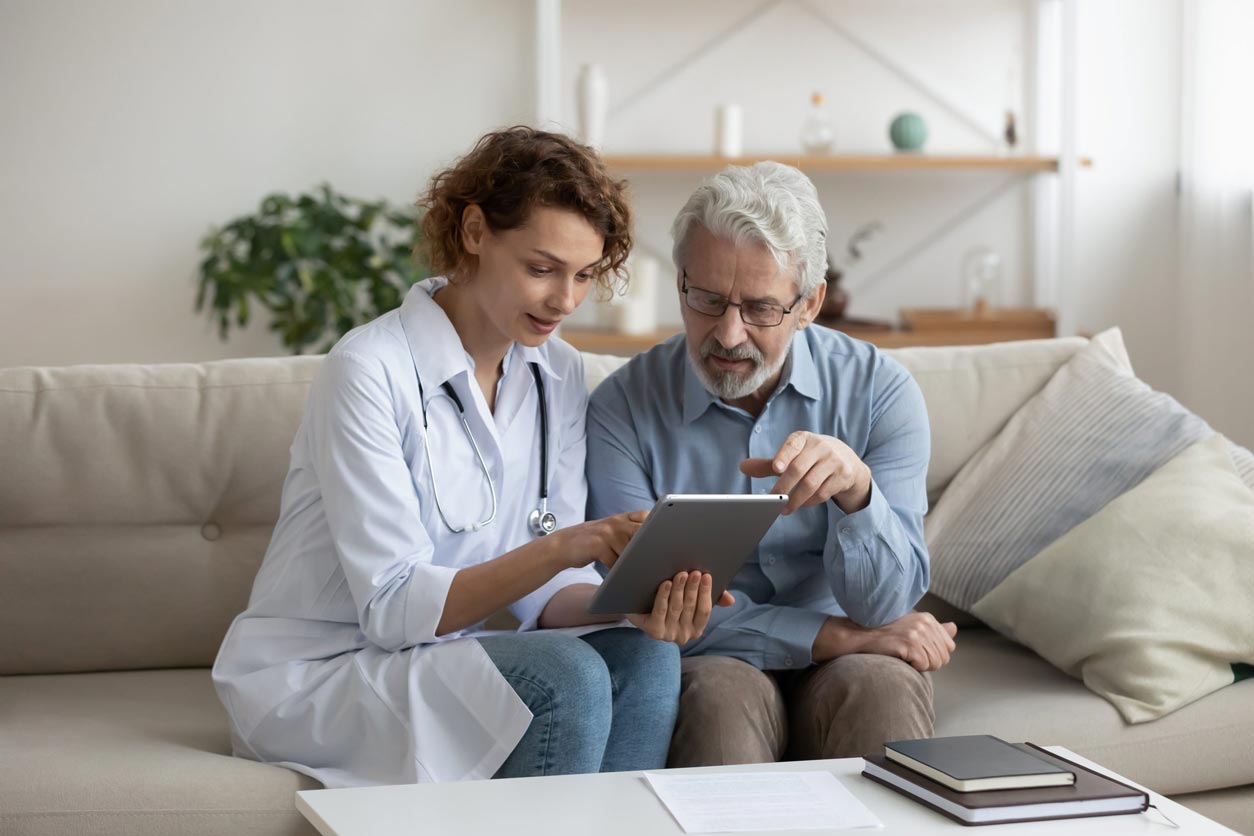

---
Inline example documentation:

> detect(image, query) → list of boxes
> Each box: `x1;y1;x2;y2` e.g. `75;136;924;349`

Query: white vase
576;64;607;149
615;255;659;336
715;103;743;157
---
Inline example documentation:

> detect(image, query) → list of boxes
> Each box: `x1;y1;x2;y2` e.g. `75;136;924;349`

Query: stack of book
861;735;1150;826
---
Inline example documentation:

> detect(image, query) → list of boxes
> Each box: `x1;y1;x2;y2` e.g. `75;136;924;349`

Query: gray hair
670;161;829;298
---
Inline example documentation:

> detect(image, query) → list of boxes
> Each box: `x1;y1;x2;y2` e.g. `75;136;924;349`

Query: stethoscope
402;320;556;537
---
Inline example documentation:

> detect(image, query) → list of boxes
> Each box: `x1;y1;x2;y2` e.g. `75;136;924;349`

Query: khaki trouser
667;653;935;767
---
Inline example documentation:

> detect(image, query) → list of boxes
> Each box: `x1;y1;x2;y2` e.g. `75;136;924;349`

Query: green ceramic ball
889;112;928;152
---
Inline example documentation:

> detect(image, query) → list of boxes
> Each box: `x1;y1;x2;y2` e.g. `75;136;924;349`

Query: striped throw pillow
924;328;1213;612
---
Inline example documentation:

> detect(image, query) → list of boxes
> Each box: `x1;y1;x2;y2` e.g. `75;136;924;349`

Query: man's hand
740;431;872;515
813;612;958;672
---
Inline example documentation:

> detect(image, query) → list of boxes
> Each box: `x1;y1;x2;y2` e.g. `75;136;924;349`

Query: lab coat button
201;522;221;541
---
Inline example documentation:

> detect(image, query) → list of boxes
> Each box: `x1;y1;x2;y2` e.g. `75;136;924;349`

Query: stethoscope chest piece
529;502;558;537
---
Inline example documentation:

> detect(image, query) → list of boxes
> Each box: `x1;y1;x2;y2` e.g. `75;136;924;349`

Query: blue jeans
477;627;679;777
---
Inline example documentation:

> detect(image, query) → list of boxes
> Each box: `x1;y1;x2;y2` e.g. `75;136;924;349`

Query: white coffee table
296;747;1239;835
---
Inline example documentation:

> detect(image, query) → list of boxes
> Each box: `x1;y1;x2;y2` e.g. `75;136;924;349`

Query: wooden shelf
560;328;681;356
562;308;1055;356
602;153;1092;173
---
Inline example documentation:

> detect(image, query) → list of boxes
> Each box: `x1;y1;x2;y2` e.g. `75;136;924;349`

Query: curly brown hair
419;127;632;295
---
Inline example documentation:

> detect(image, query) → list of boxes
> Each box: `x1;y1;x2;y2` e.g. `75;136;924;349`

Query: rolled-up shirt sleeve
682;596;829;670
307;351;458;651
823;367;930;627
509;358;603;631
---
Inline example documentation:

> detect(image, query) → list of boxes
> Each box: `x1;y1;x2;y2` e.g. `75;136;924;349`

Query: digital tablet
587;494;788;615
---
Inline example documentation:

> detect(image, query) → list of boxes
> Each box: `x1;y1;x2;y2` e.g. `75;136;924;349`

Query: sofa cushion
884;335;1097;507
0;358;320;675
932;629;1254;797
0;668;318;836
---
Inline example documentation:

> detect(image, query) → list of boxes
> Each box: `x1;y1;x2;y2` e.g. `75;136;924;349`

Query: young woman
212;128;728;787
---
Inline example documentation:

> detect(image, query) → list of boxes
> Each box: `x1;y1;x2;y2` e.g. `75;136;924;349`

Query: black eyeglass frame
680;270;804;327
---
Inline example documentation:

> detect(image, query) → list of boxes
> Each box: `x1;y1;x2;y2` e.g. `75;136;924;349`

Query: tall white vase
576;64;607;149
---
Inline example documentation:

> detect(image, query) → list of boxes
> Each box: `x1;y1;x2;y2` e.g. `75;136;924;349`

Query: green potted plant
196;184;427;354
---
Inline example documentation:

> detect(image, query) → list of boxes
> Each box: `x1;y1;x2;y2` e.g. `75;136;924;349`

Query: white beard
688;334;789;401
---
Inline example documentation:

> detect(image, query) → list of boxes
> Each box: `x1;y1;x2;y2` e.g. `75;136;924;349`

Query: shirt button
784;656;795;667
767;555;777;565
753;426;762;434
201;522;221;542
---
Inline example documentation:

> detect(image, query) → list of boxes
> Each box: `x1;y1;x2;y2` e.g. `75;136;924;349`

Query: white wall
0;0;531;366
1072;0;1184;398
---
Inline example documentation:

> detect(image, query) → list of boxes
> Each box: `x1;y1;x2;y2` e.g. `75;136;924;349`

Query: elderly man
586;162;957;767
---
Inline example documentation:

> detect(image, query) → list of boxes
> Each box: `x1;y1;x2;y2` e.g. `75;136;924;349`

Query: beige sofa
2;333;1250;836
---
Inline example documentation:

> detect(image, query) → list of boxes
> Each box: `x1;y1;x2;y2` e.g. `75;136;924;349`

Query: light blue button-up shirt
586;326;930;671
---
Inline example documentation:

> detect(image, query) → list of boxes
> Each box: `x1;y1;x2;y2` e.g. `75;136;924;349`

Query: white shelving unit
533;0;1083;337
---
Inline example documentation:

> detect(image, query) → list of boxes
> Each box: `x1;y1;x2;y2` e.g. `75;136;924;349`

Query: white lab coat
212;277;603;787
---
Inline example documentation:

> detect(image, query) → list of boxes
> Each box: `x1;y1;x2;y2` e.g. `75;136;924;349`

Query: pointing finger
739;458;776;478
773;432;810;474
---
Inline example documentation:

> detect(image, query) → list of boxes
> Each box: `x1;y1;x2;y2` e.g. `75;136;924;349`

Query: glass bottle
800;92;835;154
962;246;1003;317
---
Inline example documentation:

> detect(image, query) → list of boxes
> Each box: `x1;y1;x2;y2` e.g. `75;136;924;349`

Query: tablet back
587;494;787;615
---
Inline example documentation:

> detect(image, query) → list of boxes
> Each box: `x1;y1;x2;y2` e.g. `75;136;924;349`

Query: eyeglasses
681;271;803;327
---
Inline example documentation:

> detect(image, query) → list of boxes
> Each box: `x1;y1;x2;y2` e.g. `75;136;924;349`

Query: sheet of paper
643;770;884;833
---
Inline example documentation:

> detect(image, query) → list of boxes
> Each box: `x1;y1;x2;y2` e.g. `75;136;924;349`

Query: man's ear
797;281;827;329
461;205;487;256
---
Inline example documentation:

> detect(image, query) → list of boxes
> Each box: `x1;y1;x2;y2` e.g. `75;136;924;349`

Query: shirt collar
399;277;469;391
682;346;719;425
399;277;562;393
681;329;819;424
787;329;821;401
513;340;562;382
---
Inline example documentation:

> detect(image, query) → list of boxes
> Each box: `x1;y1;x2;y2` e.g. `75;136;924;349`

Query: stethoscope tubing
419;388;499;533
399;310;553;536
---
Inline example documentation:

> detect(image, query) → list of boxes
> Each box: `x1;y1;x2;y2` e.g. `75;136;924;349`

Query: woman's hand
551;510;649;569
625;571;734;645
